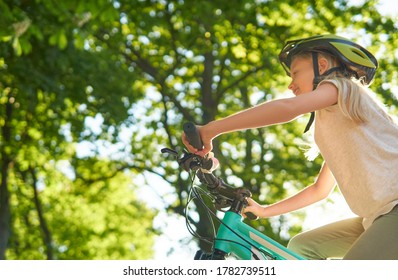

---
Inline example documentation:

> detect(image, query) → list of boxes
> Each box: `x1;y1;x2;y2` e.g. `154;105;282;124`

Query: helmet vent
352;49;366;59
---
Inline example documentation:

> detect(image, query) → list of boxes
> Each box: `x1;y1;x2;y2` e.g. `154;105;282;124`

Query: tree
0;0;156;259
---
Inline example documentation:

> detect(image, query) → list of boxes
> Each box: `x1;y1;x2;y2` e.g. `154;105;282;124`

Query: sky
354;0;398;16
374;0;398;16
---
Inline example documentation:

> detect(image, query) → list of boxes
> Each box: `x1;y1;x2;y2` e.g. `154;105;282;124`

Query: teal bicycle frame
213;211;305;260
189;168;305;260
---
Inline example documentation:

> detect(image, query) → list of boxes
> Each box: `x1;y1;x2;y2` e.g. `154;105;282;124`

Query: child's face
288;56;315;96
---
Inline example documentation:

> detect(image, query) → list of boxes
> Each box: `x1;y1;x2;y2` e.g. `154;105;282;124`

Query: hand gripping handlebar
183;122;203;150
182;122;258;220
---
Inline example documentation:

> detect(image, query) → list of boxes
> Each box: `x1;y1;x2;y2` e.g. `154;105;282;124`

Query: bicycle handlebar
161;122;257;220
183;122;203;150
181;122;258;220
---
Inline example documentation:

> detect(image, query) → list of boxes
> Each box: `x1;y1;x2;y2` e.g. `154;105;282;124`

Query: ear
318;57;329;75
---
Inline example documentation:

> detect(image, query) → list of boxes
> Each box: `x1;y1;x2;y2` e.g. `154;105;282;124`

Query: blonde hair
293;51;393;124
321;75;395;124
324;76;368;123
319;53;368;122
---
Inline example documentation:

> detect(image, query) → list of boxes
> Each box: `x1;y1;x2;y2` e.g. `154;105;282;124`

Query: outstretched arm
183;82;338;156
243;161;336;218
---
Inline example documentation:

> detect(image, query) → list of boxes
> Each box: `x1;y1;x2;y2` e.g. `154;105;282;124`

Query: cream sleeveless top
314;79;398;229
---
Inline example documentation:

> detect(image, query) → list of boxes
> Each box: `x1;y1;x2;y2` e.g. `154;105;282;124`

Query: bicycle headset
278;34;378;132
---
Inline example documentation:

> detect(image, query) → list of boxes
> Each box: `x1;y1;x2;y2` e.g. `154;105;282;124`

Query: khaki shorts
287;205;398;260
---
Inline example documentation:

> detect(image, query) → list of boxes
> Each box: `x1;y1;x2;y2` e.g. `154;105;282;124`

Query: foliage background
0;0;397;259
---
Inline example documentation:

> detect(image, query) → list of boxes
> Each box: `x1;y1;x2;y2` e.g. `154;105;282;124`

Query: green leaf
12;37;22;56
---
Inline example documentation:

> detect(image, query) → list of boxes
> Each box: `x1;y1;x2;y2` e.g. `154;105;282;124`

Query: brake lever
238;189;259;221
161;147;213;174
161;147;179;158
178;152;202;172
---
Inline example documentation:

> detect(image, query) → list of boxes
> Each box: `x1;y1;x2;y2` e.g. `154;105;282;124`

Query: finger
245;197;255;206
206;152;214;158
196;150;208;157
242;208;253;219
242;205;252;214
182;133;198;153
196;145;212;157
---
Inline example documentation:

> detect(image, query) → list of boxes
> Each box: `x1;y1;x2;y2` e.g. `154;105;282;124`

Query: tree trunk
201;52;217;124
30;167;54;260
0;100;13;259
0;159;11;260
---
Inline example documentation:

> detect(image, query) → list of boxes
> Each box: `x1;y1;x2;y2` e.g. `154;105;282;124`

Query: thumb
196;141;213;157
246;197;257;207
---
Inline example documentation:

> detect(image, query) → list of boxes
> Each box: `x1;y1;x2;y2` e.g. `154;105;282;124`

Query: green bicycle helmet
279;34;378;85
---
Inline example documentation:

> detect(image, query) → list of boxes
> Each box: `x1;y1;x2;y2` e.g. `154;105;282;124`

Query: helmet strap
304;112;315;133
303;52;320;133
303;55;345;133
311;52;320;89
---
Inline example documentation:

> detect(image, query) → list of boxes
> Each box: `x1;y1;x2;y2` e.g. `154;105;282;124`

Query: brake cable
185;171;273;260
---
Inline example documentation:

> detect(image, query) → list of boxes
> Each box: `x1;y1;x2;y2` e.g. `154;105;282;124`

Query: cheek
303;73;315;88
298;78;314;92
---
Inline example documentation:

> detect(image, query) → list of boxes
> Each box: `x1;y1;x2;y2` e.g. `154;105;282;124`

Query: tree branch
216;63;268;104
29;167;54;260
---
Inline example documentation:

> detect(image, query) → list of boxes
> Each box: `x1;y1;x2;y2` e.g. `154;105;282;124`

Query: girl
182;34;398;259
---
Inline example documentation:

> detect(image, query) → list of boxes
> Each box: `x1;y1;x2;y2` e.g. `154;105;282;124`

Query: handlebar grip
183;122;203;150
245;212;258;221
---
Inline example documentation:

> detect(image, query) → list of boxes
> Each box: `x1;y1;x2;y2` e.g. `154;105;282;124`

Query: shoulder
318;77;359;97
317;79;340;94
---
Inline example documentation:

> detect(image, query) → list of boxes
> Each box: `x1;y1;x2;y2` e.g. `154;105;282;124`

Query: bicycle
161;122;305;260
